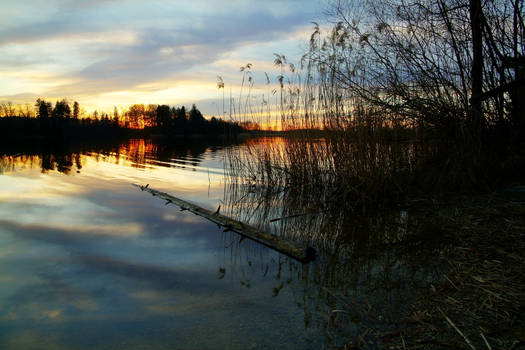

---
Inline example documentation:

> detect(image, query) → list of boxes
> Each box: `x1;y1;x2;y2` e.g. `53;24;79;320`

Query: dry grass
374;192;525;350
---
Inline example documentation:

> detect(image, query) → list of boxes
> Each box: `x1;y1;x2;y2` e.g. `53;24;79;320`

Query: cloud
0;1;322;109
54;10;310;90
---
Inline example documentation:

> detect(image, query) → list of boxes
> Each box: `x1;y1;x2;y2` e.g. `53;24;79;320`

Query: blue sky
0;0;325;116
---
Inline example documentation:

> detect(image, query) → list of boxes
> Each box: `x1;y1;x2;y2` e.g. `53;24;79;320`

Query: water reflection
221;140;449;347
0;137;446;349
0;138;230;175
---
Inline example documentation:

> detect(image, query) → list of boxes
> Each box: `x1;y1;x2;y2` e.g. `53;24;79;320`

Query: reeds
221;0;525;216
223;57;432;215
218;33;525;347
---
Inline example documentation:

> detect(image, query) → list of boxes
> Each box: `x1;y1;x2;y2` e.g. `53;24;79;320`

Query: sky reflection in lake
0;138;445;349
0;139;325;350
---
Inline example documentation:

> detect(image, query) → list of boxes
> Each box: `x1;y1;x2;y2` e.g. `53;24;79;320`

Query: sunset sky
0;0;325;116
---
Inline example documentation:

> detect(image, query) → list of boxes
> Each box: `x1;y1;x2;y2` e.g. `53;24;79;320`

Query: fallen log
133;184;316;263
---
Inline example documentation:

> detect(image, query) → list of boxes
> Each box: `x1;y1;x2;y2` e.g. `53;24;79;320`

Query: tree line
0;99;245;140
122;103;244;135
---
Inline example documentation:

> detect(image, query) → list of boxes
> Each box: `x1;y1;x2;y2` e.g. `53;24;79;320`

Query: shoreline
363;189;525;349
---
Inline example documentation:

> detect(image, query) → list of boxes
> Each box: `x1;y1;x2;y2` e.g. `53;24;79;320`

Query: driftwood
133;184;316;263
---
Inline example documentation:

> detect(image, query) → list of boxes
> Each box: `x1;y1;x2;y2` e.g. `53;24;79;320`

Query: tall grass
224;56;436;214
223;3;524;213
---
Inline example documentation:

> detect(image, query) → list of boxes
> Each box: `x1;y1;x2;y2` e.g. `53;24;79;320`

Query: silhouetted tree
35;99;52;119
113;106;120;126
52;99;71;119
315;0;523;136
73;101;80;119
127;104;145;129
189;104;206;132
156;104;171;130
173;106;187;133
145;104;157;127
189;104;205;123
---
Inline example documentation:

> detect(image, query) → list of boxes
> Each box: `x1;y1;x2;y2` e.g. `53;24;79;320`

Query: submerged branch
132;183;316;263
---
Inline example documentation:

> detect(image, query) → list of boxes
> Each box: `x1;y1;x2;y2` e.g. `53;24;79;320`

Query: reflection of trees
41;152;75;174
0;137;241;175
0;155;41;174
221;144;447;347
119;139;230;170
0;147;82;175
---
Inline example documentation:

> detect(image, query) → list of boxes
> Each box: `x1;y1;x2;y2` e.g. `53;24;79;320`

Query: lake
0;138;444;349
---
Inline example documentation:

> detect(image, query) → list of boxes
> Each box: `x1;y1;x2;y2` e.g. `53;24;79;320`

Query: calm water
0;138;443;349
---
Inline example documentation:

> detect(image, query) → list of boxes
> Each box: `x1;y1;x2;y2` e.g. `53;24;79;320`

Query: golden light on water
0;138;227;204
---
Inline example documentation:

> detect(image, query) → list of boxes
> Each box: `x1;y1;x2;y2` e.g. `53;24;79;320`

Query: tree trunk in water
132;184;316;263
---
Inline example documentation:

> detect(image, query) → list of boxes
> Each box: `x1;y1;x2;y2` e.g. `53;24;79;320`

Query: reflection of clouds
0;141;324;349
0;153;225;242
0;191;141;236
0;220;141;238
0;231;306;348
74;254;219;292
0;185;231;269
4;305;62;322
162;213;205;225
0;215;218;259
1;267;101;324
141;294;249;316
0;173;83;201
3;331;68;350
